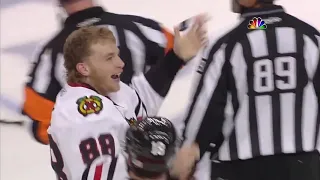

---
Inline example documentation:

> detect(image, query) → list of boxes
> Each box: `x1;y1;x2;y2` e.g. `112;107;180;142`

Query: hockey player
125;116;178;180
23;0;176;145
125;116;196;180
48;17;207;180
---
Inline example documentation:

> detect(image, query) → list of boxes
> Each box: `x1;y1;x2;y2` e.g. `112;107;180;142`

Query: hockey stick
0;119;25;126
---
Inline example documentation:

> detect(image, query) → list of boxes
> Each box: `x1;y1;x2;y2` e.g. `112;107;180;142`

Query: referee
23;0;174;145
171;0;320;180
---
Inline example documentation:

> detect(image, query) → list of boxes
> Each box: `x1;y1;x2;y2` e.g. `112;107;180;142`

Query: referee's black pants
210;151;320;180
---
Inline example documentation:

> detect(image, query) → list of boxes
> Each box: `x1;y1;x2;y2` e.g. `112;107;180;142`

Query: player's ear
76;62;90;76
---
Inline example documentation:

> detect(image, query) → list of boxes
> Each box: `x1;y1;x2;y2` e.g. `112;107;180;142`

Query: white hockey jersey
48;74;164;180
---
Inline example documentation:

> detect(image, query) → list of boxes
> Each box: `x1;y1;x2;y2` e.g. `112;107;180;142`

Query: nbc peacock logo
247;17;267;30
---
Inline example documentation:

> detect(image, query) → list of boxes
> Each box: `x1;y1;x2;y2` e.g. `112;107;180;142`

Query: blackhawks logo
77;95;103;116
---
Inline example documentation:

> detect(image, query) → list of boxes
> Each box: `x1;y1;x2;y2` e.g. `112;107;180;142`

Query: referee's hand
173;13;209;62
170;143;200;180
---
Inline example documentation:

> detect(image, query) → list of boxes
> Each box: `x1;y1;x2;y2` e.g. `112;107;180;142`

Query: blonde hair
63;26;116;83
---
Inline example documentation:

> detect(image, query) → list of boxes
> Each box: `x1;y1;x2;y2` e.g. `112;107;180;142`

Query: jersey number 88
49;133;117;180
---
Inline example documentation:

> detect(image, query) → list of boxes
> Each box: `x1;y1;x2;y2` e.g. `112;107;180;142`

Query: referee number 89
253;56;296;93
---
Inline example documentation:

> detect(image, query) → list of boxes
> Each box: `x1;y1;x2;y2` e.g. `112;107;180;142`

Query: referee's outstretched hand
173;13;209;62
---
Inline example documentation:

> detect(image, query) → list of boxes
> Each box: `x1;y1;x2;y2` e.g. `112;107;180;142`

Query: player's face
86;41;124;94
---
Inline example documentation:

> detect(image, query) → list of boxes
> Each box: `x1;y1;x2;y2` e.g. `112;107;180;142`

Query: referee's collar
64;6;105;26
241;5;285;18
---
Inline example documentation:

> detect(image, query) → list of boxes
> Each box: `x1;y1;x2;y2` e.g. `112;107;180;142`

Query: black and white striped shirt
23;6;173;144
183;5;320;161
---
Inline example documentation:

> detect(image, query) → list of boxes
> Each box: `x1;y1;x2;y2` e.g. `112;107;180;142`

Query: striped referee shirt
183;5;320;161
23;6;173;144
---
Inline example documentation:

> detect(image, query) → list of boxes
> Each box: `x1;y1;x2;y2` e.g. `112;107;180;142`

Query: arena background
0;0;318;179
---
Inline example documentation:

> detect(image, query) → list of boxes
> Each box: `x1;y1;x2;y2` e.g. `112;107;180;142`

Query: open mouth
111;73;121;81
